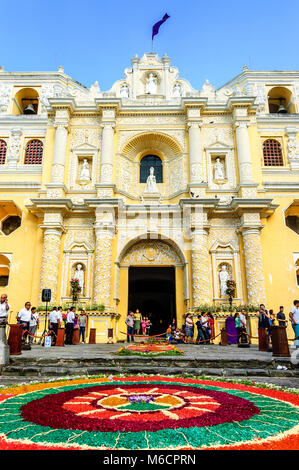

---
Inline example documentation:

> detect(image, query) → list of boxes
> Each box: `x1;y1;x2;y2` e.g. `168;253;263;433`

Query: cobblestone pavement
7;342;298;361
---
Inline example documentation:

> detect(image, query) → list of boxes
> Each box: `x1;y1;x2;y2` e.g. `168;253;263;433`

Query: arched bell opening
12;88;39;115
268;86;295;114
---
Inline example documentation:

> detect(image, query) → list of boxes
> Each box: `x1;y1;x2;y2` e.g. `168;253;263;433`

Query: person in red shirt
208;313;215;344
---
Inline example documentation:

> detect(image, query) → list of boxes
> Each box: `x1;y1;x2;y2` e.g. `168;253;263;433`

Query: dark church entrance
128;267;176;335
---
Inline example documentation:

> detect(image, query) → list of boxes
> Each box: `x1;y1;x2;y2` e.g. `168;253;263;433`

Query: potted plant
70;278;81;303
226;279;236;312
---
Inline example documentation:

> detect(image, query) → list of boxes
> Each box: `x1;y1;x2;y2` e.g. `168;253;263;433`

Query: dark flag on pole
152;13;170;40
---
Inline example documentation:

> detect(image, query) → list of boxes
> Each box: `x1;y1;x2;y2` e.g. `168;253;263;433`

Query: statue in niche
79;159;91;182
214;157;225;180
146;73;157;95
145;167;159;193
173;82;182;97
120;83;130;98
219;265;230;297
74;263;84;293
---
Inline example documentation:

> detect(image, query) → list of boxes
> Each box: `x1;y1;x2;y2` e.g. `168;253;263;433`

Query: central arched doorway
128;266;176;335
116;237;188;340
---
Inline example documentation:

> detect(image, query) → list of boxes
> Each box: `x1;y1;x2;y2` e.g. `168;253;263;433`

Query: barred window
140;155;163;183
24;139;43;164
0;140;7;164
263;139;283;166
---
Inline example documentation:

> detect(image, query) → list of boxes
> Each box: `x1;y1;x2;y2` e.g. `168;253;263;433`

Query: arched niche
267;86;296;114
117;132;184;197
60;234;95;302
210;240;243;303
12;88;40;115
0;254;11;287
121;132;182;159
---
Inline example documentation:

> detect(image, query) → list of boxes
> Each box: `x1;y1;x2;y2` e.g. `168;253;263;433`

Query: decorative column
241;227;266;306
47;108;70;198
162;54;171;100
191;228;211;305
188;121;203;183
39;227;63;303
100;123;115;185
51;123;68;184
93;225;114;307
234;121;254;184
131;55;139;100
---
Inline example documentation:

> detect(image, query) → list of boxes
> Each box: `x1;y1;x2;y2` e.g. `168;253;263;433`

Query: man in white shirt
239;309;247;328
48;307;60;345
289;300;299;349
0;294;10;325
17;302;32;343
29;307;39;344
57;306;63;325
65;307;75;345
201;312;210;344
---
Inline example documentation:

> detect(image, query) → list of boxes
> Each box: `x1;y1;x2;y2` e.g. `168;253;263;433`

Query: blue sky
1;0;299;90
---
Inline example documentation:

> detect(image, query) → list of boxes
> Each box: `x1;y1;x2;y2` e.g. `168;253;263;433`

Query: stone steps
5;355;295;368
2;365;298;378
1;356;298;378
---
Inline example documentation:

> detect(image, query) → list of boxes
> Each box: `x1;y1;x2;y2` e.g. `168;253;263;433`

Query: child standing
141;317;147;335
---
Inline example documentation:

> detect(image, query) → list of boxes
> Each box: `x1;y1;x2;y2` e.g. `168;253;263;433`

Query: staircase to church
1;354;298;379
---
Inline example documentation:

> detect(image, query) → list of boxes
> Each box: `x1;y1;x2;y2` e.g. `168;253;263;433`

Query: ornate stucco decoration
286;127;299;170
120;240;183;267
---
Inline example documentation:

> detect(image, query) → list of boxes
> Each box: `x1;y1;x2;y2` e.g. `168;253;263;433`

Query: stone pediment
72;141;99;151
210;240;238;253
206;140;232;150
138;53;164;67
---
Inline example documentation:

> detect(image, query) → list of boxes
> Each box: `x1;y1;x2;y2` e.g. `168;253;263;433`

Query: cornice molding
0;182;41;190
263;181;299;191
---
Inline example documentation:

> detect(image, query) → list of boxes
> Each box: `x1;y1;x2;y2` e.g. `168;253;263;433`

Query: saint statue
219;265;230;297
79;159;91;182
146;73;157;95
214;158;225;180
120;83;129;98
173;83;182;97
74;264;84;293
145;167;158;193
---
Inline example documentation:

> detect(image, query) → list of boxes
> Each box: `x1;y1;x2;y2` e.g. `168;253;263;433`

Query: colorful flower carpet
0;376;298;450
116;344;184;356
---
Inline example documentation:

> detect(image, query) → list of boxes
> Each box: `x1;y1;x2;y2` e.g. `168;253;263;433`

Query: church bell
23;103;36;114
277;99;287;114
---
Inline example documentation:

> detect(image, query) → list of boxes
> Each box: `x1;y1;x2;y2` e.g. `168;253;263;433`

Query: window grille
0;140;7;164
24;139;43;164
263;139;283;166
140;155;163;183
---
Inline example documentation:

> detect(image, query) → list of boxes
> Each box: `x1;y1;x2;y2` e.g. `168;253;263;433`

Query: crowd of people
1;293;299;349
125;300;299;348
125;310;152;341
165;313;215;345
0;294;88;346
255;301;299;348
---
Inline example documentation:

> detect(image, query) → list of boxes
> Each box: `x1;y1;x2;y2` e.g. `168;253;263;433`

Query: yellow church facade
0;53;298;342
